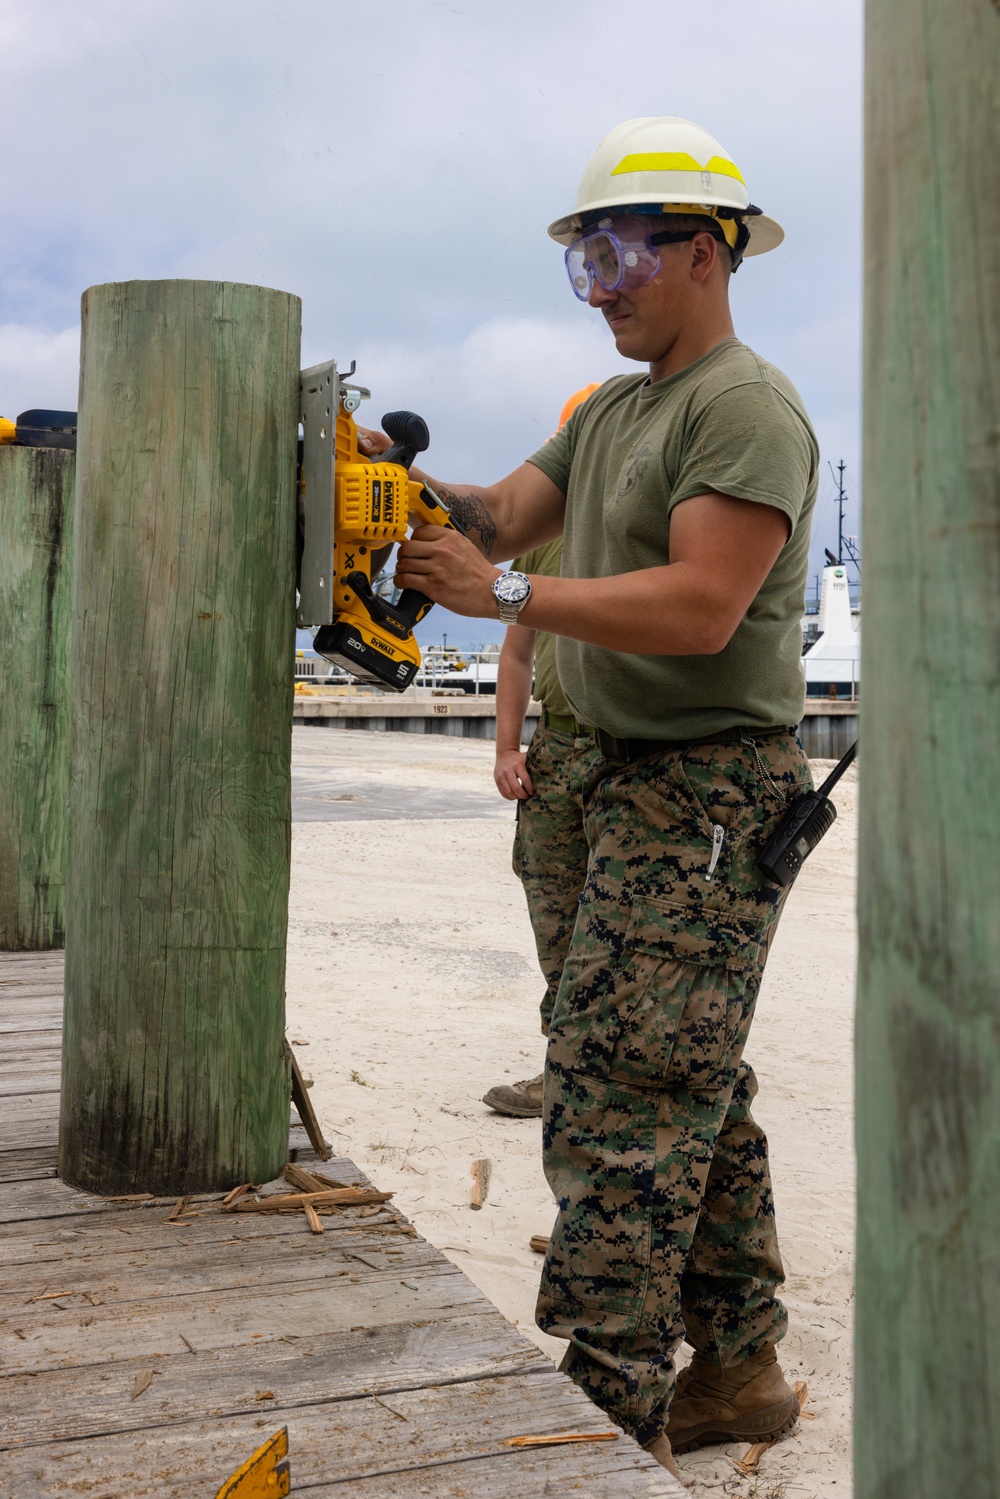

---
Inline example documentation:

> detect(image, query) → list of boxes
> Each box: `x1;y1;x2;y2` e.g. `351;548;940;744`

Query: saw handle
379;410;429;470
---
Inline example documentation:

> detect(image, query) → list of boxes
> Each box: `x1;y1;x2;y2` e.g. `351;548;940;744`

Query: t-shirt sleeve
669;383;817;527
523;406;579;493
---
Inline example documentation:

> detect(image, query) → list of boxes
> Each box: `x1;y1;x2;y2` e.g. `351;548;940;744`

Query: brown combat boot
481;1072;543;1117
666;1345;799;1454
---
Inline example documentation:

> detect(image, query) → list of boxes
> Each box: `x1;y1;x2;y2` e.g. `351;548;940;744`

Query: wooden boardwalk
0;951;679;1497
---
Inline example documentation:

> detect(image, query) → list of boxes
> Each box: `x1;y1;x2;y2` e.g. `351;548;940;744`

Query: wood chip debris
130;1370;157;1399
283;1163;328;1194
732;1440;773;1476
307;1169;352;1190
529;1235;549;1254
794;1379;815;1418
372;1394;408;1421
470;1157;492;1210
27;1289;78;1303
505;1431;619;1448
166;1197;190;1222
222;1183;253;1207
223;1187;392;1215
731;1381;812;1476
255;1390;275;1401
303;1202;324;1234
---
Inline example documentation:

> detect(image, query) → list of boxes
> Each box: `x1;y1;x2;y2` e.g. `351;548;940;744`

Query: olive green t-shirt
511;540;570;718
525;340;818;740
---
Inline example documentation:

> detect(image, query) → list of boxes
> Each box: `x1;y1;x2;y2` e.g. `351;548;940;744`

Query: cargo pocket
579;896;765;1090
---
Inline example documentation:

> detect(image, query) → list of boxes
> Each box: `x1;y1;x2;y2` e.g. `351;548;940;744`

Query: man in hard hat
371;117;818;1480
484;385;601;1120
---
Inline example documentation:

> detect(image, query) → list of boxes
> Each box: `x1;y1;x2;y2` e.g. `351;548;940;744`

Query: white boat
802;563;860;699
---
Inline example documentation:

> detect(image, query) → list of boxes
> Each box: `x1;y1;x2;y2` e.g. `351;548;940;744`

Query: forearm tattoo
435;485;498;559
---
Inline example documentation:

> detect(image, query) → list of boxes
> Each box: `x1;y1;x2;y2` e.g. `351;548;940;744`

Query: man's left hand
394;526;501;617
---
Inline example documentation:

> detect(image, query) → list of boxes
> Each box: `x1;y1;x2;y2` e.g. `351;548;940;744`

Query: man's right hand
357;426;391;457
494;749;534;801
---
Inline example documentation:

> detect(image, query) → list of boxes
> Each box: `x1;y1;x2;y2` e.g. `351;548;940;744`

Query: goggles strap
649;226;731;250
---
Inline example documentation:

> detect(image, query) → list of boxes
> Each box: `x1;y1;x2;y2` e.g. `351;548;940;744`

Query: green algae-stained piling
59;281;301;1197
0;446;74;950
857;3;1000;1496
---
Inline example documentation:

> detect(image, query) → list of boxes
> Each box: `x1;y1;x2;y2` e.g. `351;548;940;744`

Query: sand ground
285;725;856;1497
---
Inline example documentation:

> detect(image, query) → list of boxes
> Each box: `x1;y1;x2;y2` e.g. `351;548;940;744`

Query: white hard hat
548;116;783;262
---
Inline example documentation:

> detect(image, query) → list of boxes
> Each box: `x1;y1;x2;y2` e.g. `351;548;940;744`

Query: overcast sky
0;0;862;651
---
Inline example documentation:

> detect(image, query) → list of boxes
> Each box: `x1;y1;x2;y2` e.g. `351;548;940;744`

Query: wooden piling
59;281;301;1196
0;447;74;950
857;2;1000;1494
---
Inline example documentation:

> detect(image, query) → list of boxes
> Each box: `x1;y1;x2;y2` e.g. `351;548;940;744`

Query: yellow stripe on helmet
611;152;745;185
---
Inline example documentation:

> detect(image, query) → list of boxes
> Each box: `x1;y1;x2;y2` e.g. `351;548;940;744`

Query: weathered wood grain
0;1221;442;1305
61;280;302;1195
0;1372;678;1498
0;1093;60;1132
0;1313;548;1449
0;1199;398;1259
0;1146;57;1182
0;962;678;1494
0;448;74;952
0;1261;488;1375
857;5;1000;1497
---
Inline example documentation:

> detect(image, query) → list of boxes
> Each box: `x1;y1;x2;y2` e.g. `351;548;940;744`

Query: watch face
495;571;531;605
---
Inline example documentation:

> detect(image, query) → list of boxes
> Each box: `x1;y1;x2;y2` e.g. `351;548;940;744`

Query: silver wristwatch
492;570;532;625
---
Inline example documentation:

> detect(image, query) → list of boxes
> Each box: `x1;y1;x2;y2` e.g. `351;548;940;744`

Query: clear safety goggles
564;214;735;301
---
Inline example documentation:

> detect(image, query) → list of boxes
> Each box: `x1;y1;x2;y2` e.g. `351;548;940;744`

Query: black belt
592;724;792;763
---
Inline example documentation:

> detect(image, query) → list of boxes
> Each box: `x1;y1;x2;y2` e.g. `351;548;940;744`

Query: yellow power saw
297;359;462;692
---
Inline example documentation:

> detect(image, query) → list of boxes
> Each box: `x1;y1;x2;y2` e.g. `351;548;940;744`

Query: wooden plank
305;1449;677;1498
0;1032;61;1070
0;1096;59;1136
62;279;301;1196
0;1261;489;1374
0;993;63;1017
0;950;64;971
0;1146;57;1183
0;1220;443;1306
0;1153;372;1246
0;1372;677;1498
0;1204;401;1270
0;1312;548;1448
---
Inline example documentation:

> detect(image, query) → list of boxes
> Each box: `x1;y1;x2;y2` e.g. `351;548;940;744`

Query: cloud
0;324;80;418
0;0;863;583
349;313;627;479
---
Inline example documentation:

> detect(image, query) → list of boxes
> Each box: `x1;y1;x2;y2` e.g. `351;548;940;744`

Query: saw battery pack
756;740;857;887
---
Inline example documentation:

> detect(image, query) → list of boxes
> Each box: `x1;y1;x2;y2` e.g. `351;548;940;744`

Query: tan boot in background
643;1433;692;1487
666;1344;799;1454
481;1072;543;1117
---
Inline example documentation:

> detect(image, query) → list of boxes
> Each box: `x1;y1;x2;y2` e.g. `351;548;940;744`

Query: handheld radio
756;741;857;887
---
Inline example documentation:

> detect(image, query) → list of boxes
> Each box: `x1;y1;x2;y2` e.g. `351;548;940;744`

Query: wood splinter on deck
505;1431;619;1448
223;1187;392;1214
470;1157;491;1210
303;1202;324;1234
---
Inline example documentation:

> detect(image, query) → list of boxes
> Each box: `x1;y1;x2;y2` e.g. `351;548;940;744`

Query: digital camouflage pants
511;723;602;1034
533;729;812;1446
